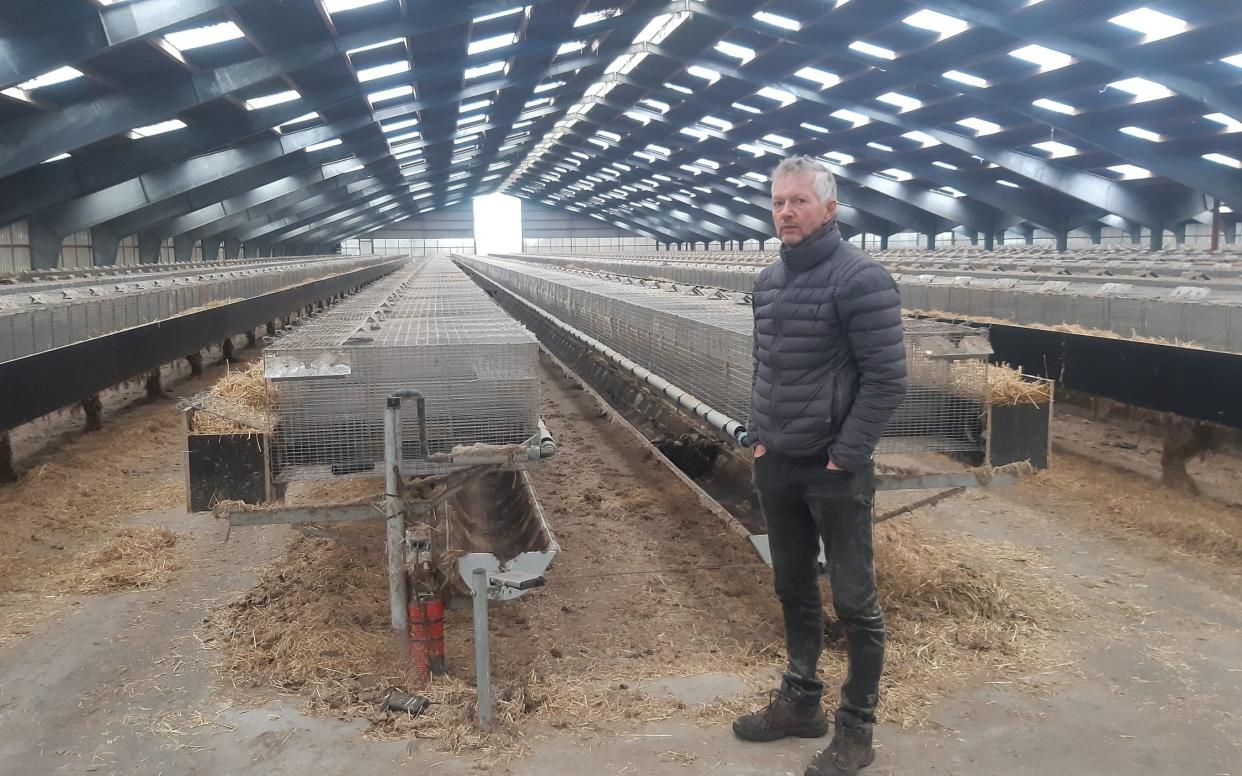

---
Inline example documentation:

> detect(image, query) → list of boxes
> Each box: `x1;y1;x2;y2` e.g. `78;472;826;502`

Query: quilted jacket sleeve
827;264;907;471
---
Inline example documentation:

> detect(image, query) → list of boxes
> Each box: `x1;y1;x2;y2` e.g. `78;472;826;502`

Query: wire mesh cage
457;255;991;456
265;257;541;481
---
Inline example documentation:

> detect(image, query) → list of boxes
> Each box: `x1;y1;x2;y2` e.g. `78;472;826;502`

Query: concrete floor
1;475;1240;775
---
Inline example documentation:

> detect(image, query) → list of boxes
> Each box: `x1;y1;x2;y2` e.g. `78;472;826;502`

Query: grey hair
770;156;837;204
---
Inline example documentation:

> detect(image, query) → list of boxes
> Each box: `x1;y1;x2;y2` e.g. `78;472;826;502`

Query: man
733;156;907;776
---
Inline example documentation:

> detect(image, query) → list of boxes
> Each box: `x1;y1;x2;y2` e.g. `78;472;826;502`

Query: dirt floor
0;352;1240;775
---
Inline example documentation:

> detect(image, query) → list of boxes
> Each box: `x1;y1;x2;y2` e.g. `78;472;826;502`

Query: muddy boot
733;688;829;742
805;722;875;776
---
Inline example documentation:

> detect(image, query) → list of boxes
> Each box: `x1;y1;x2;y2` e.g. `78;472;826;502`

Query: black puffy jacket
747;223;907;471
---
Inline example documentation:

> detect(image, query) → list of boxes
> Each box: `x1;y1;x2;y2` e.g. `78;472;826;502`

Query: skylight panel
743;171;766;182
957;117;1001;135
732;102;762;114
831;108;870;127
460;98;492;112
1205;113;1242;132
1120;125;1162;141
1108;77;1173;102
753;10;801;30
903;130;940;147
388;130;418;144
716;41;756;65
131;119;187;138
1009;44;1072;71
165;21;244;52
867;142;894;152
14;66;84;91
996;179;1021;188
458;113;487;126
1224;54;1242;68
1108;8;1187;42
849;40;897;60
634;11;689;45
821;151;854;165
368;85;413;104
801;122;830;134
382;118;418;133
877;168;913;182
42;153;71;163
641;98;670;113
556;40;587;56
665;82;693;94
598;130;621;142
680;126;709;141
1032;140;1076;158
468;33;516;55
1203;153;1242;169
876;91;921;111
473;5;527;22
633;151;657;163
903;9;969;37
794;67;841;89
687;65;721;84
1032;98;1076;115
738;143;765;156
346;37;404;55
574;9;617;27
935;186;967;197
761;133;794;149
357;60;409;82
523;96;553;110
465;60;507;79
305;138;343;153
943;70;988;88
932;160;958;170
245;90;300;110
394;149;421;160
325;1;386;17
700;115;732;131
277;112;320;131
647;144;672;156
756;87;796;106
1107;164;1151;179
624;110;651;125
534;80;564;93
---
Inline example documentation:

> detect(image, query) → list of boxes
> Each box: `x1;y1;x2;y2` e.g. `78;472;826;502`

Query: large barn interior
1;1;1241;774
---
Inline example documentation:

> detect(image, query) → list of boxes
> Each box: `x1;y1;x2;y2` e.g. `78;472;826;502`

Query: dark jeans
753;450;885;729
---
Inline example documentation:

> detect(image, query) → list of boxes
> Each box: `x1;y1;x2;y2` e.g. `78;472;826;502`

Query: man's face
771;172;836;248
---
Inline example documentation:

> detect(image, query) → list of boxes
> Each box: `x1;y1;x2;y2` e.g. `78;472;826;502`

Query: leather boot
805;722;876;776
732;687;829;742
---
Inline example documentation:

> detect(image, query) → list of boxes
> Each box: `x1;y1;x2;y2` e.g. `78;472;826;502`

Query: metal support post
472;566;492;729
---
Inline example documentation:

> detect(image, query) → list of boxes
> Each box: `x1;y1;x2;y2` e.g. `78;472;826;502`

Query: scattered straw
58;526;185;593
188;363;274;434
1018;451;1242;564
986;363;1053;406
906;308;1205;350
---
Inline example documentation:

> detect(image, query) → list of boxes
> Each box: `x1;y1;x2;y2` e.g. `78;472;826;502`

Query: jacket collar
779;222;841;273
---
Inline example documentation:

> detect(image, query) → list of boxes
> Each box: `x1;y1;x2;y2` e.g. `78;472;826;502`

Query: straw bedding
211;480;1076;764
188;363;274;435
58;526;185;593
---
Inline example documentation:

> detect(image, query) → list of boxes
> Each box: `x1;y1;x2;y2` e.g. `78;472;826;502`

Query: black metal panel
0;259;404;431
186;433;270;512
988;403;1051;469
986;324;1242;429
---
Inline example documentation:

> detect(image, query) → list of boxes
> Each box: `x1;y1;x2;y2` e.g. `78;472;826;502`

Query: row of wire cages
455;256;991;457
262;256;541;481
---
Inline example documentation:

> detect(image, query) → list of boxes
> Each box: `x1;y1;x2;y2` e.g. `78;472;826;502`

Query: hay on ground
59;526;185;593
209;516;1077;763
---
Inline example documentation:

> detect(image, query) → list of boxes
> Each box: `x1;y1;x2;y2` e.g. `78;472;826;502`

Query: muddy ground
0;352;1240;775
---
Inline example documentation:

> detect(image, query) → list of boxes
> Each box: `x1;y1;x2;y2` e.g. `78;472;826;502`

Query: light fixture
753;11;801;30
357;61;409;82
903;9;969;37
1108;8;1187;42
956;116;1001;135
1120;125;1162;142
305;138;343;152
1108;76;1174;102
1107;164;1152;179
1031;140;1077;158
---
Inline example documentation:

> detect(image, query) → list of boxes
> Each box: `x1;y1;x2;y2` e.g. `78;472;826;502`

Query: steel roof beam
0;0;251;90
